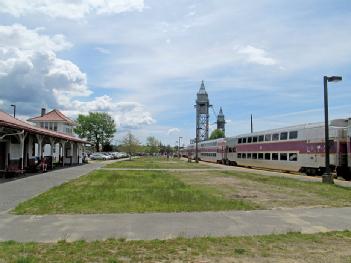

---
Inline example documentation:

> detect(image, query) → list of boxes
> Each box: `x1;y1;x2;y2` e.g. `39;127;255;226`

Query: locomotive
181;118;351;180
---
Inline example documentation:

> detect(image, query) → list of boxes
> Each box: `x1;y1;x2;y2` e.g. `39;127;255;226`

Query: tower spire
217;106;226;135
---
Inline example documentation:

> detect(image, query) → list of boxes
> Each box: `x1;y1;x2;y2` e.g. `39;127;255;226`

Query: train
181;118;351;180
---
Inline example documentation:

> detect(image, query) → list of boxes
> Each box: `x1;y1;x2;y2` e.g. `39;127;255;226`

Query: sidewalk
1;207;351;242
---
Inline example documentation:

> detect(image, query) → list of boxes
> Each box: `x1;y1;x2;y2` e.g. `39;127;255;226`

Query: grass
13;170;256;214
1;231;351;262
105;157;213;169
172;169;351;209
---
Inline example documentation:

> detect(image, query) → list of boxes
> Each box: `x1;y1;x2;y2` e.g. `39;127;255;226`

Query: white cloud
0;0;144;19
0;24;72;52
95;47;111;54
167;128;180;135
67;96;155;128
236;45;277;66
0;24;154;130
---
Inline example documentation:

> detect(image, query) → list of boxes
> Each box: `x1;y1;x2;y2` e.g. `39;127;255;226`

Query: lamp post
322;75;342;184
178;136;182;158
10;104;16;118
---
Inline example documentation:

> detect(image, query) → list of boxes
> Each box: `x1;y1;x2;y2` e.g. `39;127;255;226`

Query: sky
0;0;351;146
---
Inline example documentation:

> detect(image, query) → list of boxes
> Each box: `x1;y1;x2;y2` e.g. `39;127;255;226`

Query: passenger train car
182;119;351;180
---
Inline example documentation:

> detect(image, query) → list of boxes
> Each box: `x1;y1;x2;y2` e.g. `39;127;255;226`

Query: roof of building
0;111;88;144
28;109;75;125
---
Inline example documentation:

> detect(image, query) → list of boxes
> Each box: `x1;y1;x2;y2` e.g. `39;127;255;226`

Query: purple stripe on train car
236;140;337;154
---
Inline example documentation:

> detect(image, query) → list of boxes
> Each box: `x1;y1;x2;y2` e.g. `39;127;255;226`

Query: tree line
74;112;178;156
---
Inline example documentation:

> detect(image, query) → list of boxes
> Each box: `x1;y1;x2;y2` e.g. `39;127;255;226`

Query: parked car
90;153;109;160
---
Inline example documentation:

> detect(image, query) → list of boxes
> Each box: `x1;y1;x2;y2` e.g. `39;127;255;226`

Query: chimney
41;108;46;117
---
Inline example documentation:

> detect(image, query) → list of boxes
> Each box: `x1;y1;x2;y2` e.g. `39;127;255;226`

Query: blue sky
0;0;350;146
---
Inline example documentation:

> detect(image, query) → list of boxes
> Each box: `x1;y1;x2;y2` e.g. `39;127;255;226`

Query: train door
339;142;348;167
0;142;6;170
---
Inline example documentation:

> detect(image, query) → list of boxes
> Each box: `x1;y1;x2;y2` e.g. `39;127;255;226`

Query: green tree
120;132;140;160
75;112;117;152
146;136;160;155
209;129;225;140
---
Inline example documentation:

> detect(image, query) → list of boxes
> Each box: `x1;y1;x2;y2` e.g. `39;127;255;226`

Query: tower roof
218;107;224;116
198;80;207;95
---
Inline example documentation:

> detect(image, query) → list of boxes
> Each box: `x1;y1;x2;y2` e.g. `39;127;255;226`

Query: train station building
0;109;89;176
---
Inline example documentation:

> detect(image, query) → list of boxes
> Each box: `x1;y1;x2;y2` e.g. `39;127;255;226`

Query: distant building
28;108;75;135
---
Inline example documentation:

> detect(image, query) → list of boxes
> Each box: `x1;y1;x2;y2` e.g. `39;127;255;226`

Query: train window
280;132;288;140
242;153;246;159
258;153;263;159
243;138;247;143
289;131;298;139
280;153;288;161
238;138;242;144
265;134;271;141
272;153;279;160
272;133;279;141
252;153;257;159
253;136;258;143
247;153;252;159
248;137;252;143
258;135;264;142
238;153;241;158
264;153;271;160
289;153;298;161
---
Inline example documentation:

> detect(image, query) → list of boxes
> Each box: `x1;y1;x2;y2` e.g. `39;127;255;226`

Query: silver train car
182;119;351;180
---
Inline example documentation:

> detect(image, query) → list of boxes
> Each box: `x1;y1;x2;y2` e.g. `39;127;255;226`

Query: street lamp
10;104;16;118
178;136;182;158
323;75;342;184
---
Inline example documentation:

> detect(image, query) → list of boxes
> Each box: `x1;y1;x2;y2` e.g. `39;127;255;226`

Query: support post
18;131;27;171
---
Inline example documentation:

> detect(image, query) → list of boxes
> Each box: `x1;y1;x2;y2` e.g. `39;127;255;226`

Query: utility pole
251;114;253;133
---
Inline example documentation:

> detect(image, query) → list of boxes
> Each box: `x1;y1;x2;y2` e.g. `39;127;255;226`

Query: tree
75;112;117;152
120;132;140;160
209;129;225;140
146;136;160;155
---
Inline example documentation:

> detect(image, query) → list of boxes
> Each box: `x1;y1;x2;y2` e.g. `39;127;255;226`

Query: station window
272;153;279;160
280;132;288;140
265;134;271;141
258;153;263;159
252;153;257;159
238;138;242;144
242;153;246;159
238;153;241;158
289;153;298;161
247;153;252;159
272;133;279;141
248;137;252;143
289;131;298;139
243;138;247;143
253;136;258;143
258;135;264;142
264;153;271;160
280;153;288;161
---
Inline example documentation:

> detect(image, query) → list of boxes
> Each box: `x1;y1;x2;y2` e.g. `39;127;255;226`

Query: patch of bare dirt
173;171;332;209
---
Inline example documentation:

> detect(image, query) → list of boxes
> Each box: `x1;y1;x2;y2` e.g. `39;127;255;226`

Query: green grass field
14;170;256;214
105;157;213;169
1;231;351;262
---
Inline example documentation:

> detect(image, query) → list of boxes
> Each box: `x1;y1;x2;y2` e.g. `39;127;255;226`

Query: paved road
0;161;115;214
0;207;351;242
